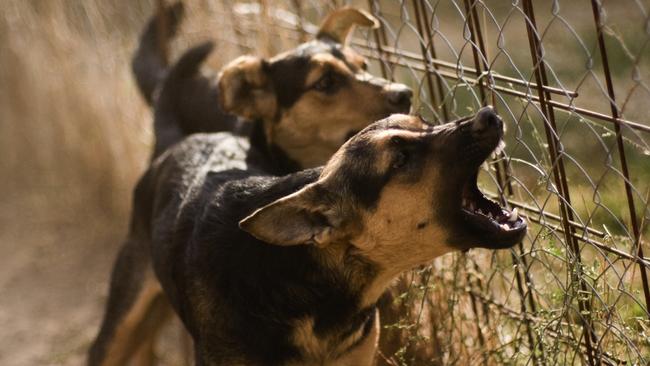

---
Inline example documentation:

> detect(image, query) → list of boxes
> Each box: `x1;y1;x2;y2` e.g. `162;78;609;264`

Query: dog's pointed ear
317;7;379;44
218;55;277;120
239;184;340;247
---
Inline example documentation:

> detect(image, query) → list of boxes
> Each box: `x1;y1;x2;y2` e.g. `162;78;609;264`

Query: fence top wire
175;0;649;364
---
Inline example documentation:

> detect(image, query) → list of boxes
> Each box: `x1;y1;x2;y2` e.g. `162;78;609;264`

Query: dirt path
0;196;185;365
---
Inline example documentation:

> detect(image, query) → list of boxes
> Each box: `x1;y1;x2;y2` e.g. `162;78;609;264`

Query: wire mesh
169;0;650;364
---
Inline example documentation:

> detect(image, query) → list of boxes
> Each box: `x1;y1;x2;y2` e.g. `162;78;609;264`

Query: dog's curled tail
132;2;185;105
161;41;215;83
152;41;239;158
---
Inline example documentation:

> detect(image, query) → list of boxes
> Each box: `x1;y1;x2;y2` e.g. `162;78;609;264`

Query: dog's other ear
239;184;340;247
317;7;379;44
218;55;277;120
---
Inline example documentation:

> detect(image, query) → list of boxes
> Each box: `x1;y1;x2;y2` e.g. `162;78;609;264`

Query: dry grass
0;0;153;220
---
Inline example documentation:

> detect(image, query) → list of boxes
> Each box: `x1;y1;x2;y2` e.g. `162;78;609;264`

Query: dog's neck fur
287;243;381;361
178;161;386;364
247;118;302;176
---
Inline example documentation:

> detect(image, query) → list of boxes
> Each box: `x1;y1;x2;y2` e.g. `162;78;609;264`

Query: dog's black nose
386;84;413;111
471;106;503;134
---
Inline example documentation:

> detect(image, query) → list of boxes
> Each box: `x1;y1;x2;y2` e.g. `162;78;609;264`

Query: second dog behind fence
132;2;412;163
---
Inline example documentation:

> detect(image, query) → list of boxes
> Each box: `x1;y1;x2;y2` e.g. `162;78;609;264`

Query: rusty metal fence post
521;1;600;364
589;0;650;321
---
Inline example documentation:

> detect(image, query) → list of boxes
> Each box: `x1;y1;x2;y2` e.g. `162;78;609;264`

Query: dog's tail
152;42;240;158
132;2;185;105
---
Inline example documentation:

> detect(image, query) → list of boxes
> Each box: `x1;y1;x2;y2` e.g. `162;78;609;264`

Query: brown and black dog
89;107;525;365
89;4;413;365
133;3;411;168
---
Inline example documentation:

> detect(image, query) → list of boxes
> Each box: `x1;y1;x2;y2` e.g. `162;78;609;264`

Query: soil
0;195;185;365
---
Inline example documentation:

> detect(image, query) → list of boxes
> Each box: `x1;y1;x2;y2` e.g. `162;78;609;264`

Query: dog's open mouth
460;170;527;248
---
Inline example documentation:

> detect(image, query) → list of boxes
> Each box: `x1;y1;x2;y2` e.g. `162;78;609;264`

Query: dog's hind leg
88;238;172;366
130;293;174;366
178;324;195;365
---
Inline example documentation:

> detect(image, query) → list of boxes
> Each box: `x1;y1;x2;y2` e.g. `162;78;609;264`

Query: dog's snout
471;106;503;134
385;84;413;112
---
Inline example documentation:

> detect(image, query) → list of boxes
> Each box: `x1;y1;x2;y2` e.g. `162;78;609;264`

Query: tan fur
351;129;455;307
335;312;380;366
318;7;379;43
355;181;452;307
130;336;155;366
273;64;401;169
218;56;277;121
290;311;379;366
99;276;171;366
340;47;368;70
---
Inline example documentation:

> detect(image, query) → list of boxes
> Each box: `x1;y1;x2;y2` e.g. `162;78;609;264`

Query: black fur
342;139;389;209
131;2;184;105
152;42;241;157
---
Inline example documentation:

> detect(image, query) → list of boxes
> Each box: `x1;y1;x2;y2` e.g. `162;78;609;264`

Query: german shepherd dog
89;4;413;365
89;107;526;365
132;3;411;166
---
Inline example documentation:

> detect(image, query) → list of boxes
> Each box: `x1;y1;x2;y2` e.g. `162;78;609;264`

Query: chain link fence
165;0;650;364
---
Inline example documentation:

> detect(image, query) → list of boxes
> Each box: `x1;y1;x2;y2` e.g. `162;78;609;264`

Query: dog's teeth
469;202;476;211
477;208;483;215
508;208;519;222
500;223;509;230
487;212;493;219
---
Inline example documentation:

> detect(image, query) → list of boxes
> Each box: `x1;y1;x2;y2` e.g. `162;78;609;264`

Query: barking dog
89;107;526;365
133;3;412;169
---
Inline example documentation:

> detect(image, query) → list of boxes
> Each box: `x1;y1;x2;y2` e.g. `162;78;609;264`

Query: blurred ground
0;199;121;365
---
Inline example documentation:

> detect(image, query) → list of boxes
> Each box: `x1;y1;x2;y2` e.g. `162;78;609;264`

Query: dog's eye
313;73;335;92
